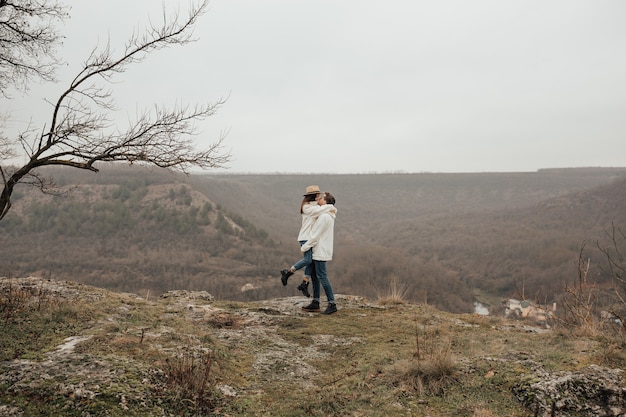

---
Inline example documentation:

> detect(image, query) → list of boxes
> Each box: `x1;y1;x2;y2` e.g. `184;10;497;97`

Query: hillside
1;276;625;416
192;168;626;312
377;177;626;306
2;165;626;313
0;166;281;300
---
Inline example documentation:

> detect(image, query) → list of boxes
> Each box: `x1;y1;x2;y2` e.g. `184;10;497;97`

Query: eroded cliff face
1;276;625;416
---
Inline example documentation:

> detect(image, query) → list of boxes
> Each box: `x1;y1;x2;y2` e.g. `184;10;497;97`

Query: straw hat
303;185;321;196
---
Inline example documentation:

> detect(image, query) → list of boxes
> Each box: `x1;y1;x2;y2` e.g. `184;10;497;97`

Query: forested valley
1;164;626;314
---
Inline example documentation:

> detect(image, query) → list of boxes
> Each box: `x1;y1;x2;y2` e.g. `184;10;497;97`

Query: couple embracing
280;185;338;315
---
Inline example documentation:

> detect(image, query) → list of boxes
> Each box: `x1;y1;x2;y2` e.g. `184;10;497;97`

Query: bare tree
556;236;626;335
598;223;626;331
558;241;599;331
0;0;68;95
0;0;230;222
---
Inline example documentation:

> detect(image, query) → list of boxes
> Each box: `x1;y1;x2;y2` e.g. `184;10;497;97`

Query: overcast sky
5;1;626;174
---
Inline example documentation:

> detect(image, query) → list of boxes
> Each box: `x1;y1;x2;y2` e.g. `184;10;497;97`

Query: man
300;192;338;315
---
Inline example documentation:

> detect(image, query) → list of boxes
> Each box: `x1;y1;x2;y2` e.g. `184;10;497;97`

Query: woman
280;185;336;297
301;192;338;314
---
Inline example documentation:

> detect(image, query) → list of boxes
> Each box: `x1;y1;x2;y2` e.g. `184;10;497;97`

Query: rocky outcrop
513;364;626;417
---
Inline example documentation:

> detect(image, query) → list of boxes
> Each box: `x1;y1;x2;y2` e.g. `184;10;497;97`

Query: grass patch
0;288;96;360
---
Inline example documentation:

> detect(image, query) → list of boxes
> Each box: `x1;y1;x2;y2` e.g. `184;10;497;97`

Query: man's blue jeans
311;260;335;304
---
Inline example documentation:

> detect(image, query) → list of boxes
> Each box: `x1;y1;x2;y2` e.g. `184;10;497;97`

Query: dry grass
157;350;220;415
393;350;458;397
377;277;410;305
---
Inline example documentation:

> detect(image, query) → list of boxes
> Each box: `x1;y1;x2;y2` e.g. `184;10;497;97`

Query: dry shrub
590;341;626;368
0;285;32;323
393;339;458;397
557;241;615;337
1;280;61;323
157;350;220;414
376;277;409;306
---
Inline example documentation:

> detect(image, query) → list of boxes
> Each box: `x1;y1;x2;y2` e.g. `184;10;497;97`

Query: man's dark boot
297;280;311;297
280;269;293;286
301;300;320;312
322;303;338;315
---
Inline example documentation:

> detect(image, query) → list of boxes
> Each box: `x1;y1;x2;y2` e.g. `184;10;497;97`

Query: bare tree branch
597;223;626;332
0;1;231;222
0;0;68;96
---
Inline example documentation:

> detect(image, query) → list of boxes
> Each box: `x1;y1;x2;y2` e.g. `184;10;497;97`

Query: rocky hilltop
0;276;624;416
